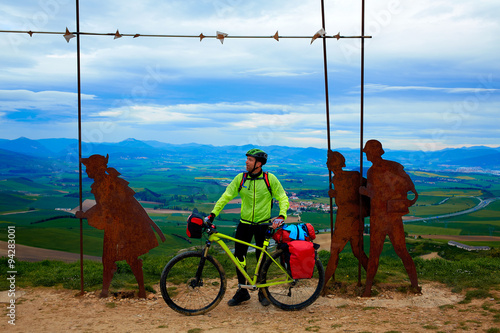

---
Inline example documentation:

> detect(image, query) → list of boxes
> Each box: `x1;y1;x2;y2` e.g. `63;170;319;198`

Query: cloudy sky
0;0;498;151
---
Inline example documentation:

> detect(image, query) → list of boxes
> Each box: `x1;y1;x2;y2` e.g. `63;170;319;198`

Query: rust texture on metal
359;140;421;297
76;154;165;298
322;150;369;294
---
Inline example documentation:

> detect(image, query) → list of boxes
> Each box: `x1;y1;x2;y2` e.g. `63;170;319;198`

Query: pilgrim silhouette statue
76;154;165;298
322;150;369;295
359;140;421;296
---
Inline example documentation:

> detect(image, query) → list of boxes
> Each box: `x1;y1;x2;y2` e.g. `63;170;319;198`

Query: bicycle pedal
239;284;257;291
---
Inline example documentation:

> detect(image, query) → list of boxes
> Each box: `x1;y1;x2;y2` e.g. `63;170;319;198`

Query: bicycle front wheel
160;251;226;316
260;249;324;311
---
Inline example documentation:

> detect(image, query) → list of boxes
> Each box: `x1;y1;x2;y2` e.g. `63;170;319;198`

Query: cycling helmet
246;148;268;165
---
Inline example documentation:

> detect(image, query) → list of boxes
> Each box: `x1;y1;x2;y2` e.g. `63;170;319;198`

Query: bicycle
160;220;325;315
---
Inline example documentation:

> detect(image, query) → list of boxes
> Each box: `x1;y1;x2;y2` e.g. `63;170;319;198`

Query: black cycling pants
234;222;269;285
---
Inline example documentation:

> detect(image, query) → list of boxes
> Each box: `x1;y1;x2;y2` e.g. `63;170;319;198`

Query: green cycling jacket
212;171;289;224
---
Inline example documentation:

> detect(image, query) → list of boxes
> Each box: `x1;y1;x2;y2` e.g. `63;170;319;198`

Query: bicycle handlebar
203;220;276;237
204;220;217;234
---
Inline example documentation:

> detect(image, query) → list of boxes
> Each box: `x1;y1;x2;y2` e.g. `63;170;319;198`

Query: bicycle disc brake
188;278;203;288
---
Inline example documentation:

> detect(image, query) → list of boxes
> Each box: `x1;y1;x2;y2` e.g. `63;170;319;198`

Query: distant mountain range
0;137;499;172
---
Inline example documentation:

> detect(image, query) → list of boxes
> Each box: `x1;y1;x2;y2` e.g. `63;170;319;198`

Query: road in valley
405;196;499;223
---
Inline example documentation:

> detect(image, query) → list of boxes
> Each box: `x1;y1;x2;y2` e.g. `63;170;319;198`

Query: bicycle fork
191;243;212;288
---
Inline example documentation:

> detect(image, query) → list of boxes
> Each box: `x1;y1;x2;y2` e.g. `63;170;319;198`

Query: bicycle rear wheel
160;251;226;315
260;249;324;311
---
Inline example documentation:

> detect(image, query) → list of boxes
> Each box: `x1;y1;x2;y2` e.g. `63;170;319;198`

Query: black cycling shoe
227;289;250;306
258;291;271;307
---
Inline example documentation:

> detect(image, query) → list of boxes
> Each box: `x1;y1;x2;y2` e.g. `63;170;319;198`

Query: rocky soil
2;282;499;333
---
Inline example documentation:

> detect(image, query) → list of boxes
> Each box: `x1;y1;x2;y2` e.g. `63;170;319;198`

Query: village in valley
287;192;333;215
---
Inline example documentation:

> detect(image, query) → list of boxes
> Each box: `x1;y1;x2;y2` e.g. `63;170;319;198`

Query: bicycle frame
204;229;293;290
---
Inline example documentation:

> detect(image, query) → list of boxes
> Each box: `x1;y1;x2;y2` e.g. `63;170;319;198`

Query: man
322;150;369;295
206;148;290;306
359;140;420;297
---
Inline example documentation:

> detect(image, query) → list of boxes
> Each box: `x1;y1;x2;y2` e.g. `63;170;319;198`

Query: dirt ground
2;234;500;332
419;252;441;260
2;281;499;333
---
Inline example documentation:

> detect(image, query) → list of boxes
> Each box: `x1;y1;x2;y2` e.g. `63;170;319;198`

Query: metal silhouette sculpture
322;150;369;294
359;140;421;297
76;154;166;298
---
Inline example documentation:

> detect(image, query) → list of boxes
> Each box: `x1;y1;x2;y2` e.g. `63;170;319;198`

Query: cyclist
206;148;290;306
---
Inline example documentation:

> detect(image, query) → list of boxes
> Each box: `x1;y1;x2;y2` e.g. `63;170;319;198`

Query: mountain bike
160;220;325;315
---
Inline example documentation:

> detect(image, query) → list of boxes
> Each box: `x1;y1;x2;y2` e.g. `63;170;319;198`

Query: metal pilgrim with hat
359;140;421;296
76;154;165;298
321;150;369;295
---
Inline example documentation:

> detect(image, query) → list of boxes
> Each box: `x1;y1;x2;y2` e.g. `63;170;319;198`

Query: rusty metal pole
76;0;84;295
320;0;334;237
358;0;366;287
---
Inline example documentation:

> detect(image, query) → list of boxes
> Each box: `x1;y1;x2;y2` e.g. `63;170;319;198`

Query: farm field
1;146;500;323
1;160;499;257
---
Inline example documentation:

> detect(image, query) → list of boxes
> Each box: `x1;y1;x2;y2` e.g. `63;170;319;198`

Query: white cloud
0;89;96;112
69;91;500;149
95;105;202;124
0;0;499;150
92;102;319;127
243;68;317;77
364;84;500;94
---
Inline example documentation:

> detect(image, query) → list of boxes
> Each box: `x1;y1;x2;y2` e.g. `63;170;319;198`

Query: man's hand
272;216;285;229
205;213;215;223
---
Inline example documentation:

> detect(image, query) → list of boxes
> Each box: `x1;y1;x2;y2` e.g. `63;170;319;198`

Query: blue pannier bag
272;223;316;243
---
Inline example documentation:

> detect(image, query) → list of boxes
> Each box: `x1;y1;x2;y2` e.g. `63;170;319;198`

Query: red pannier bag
287;240;316;279
186;212;204;238
273;223;316;243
